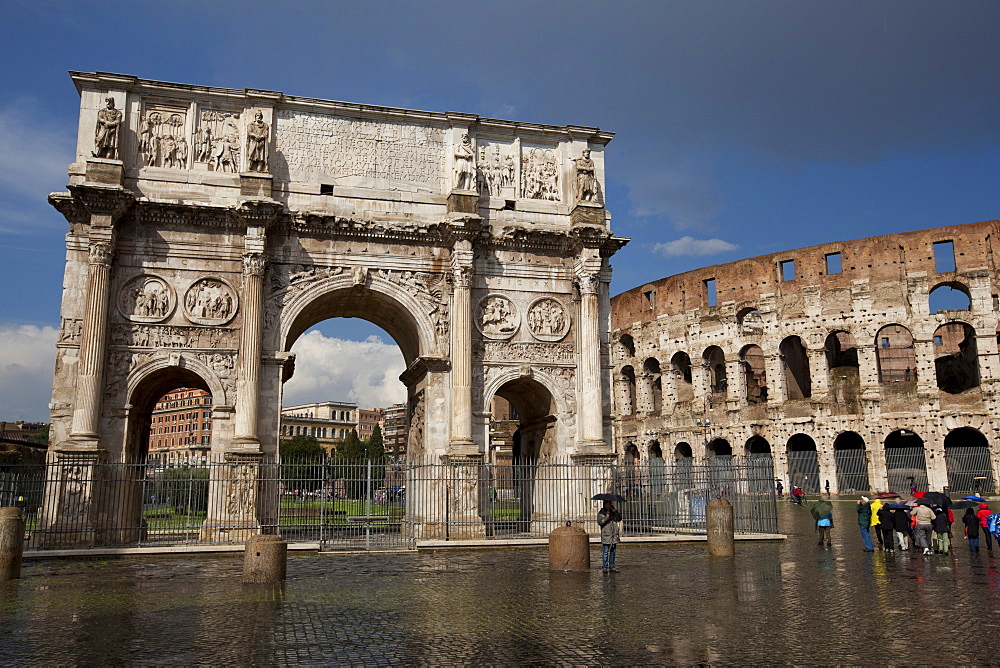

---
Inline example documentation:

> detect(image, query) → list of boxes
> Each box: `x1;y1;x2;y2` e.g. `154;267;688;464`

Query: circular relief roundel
183;277;239;326
475;294;520;340
118;274;175;323
526;296;570;342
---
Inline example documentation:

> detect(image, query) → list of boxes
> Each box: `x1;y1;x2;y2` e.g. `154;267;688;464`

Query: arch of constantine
611;220;1000;496
41;72;625;544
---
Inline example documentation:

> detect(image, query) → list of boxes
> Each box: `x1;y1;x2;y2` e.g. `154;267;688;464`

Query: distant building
280;401;358;454
383;404;408;458
148;388;212;466
357;407;385;443
489;396;519;464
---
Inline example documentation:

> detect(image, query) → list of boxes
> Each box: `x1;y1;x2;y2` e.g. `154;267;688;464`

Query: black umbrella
923;491;952;508
953;500;980;511
592;493;626;503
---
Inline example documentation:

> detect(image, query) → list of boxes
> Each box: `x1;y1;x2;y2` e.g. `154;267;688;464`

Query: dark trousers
982;528;994;551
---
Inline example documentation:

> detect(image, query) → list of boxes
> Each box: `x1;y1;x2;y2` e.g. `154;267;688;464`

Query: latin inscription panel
275;110;445;189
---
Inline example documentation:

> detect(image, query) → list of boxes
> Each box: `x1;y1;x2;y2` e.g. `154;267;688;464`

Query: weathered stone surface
45;72;628;543
0;507;25;580
242;534;287;584
548;523;590;571
610;220;1000;494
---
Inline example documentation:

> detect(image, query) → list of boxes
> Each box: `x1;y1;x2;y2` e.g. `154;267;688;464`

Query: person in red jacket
976;502;994;554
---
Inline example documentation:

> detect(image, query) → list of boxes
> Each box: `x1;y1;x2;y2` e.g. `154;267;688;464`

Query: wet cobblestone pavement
2;501;1000;665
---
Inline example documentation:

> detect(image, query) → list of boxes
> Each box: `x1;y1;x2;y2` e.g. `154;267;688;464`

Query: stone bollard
548;522;590;571
706;498;735;557
0;507;26;581
242;534;287;584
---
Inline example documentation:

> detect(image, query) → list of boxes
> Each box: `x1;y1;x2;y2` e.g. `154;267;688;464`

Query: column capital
243;252;267;277
575;271;601;295
88;240;114;266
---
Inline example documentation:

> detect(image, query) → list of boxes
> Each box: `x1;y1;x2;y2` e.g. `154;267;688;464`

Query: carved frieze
184;278;238;326
476;294;519;340
139;104;188;169
197;352;237;403
526;297;570;342
474;341;575;364
58;318;83;344
476;140;517;198
274;110;445;187
521;145;560;201
196;109;241;173
110;323;232;349
118;275;176;323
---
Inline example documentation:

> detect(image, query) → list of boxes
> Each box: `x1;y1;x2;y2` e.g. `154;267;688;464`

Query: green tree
279;435;324;492
280;434;324;459
338;429;365;460
364;425;385;463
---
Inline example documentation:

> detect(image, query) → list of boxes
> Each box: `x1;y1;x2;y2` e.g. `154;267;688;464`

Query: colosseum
610;219;1000;496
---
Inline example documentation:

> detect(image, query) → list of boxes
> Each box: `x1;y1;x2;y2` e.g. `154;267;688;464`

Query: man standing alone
598;500;622;573
857;496;874;552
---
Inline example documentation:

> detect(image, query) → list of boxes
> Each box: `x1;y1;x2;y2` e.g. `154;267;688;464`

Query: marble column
70;240;115;444
233;252;266;449
449;254;476;452
577;272;604;447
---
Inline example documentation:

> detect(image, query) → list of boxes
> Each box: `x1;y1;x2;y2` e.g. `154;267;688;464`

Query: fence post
0;507;26;580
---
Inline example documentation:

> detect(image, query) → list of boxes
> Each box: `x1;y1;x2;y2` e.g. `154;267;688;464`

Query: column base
85;158;124;186
240;172;273;198
447;439;480;457
573;439;613;458
570;202;605;227
447;190;480;214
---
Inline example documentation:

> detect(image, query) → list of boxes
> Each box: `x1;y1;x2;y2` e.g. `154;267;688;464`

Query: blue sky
0;1;997;421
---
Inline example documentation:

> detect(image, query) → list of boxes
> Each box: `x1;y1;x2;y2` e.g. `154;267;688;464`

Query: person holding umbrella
811;498;833;548
595;495;623;573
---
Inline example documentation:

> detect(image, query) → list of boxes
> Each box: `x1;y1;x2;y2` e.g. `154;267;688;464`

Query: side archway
833;431;869;494
944;427;994;493
787;433;819;493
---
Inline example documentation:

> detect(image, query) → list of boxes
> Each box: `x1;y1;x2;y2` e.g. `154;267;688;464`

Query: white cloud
0;98;75;201
652;237;739;258
282;330;407;409
0;324;58;422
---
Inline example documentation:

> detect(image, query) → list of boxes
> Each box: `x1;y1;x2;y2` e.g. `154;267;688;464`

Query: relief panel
526;297;570;342
476;139;517;198
184;278;239;326
138;103;189;169
117;275;176;323
520;144;561;201
194;109;242;173
476;294;520;340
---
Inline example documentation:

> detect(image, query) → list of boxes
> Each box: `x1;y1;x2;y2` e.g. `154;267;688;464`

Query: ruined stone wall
610;219;1000;494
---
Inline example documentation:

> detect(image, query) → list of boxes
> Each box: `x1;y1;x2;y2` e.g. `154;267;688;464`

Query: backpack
988;513;1000;540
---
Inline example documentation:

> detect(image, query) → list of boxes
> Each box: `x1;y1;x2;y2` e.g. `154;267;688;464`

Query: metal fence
944;446;995;494
885;446;928;493
786;450;821;494
2;454;779;551
833;448;871;494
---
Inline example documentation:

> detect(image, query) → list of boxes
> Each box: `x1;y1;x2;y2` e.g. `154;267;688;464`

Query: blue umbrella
962;496;988;503
885;503;910;509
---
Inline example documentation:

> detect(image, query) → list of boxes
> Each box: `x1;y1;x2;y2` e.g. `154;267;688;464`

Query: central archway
490;375;560;534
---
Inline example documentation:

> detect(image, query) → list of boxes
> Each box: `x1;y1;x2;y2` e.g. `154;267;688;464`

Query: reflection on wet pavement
2;502;999;664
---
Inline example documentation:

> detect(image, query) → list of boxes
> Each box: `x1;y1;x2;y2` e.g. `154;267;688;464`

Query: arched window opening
746;436;771;456
619;333;635;357
780;336;811;399
740;344;767;402
786;434;820;494
944;428;995;494
737;307;764;337
876;325;916;384
673;442;694;488
929;282;971;314
707;438;732;458
644;357;663;413
703;346;727;395
619;366;637;415
833;432;869;494
934;322;980;394
648;440;665;494
826;330;860;411
671;352;694;402
884;429;927;493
